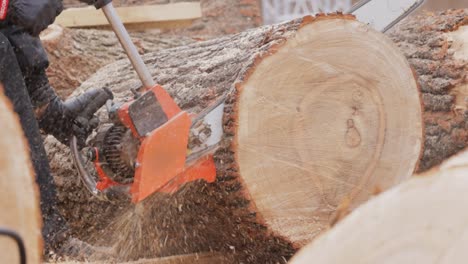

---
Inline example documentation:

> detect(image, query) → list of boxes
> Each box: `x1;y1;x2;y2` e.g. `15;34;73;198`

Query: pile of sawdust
65;176;296;263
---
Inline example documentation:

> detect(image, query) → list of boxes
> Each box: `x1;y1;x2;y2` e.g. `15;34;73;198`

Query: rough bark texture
388;9;468;172
45;0;264;99
41;26;194;98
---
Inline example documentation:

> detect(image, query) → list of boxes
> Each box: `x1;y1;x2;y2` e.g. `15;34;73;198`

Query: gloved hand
38;88;113;148
6;0;63;36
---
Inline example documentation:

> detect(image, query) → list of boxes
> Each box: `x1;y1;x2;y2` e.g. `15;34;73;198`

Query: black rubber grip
81;88;114;119
64;88;113;119
95;0;113;9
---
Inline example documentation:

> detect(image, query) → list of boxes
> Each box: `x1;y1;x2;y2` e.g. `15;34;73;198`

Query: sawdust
75;178;295;263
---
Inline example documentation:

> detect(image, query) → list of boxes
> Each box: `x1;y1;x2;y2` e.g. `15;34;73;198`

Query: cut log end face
0;86;42;263
290;149;468;264
234;18;423;245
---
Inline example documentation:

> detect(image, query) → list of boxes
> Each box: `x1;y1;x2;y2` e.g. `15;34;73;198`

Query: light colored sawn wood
0;86;42;263
236;18;423;245
52;252;226;264
290;149;468;264
55;2;201;28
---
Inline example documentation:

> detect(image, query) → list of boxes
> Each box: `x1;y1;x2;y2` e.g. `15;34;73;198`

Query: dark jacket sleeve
6;0;63;36
0;25;48;75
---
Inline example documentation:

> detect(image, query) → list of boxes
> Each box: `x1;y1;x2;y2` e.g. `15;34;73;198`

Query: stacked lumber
55;2;202;30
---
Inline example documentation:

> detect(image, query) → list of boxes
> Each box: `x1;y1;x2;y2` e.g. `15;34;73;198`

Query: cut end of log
290;148;468;264
233;15;423;245
0;86;42;263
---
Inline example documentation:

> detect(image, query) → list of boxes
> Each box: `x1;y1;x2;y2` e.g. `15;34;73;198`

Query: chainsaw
70;0;425;203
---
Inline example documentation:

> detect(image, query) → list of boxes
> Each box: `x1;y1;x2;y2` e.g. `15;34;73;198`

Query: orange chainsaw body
94;85;216;203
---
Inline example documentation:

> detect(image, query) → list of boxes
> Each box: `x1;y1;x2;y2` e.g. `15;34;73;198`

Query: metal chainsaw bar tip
186;99;226;162
349;0;425;32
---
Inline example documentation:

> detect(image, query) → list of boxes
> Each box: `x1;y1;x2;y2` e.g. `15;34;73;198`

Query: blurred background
262;0;468;24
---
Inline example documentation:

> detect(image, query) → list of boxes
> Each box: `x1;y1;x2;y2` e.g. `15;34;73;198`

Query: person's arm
2;24;112;148
1;0;63;36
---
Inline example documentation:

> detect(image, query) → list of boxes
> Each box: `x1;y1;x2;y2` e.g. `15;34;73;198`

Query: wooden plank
55;2;201;28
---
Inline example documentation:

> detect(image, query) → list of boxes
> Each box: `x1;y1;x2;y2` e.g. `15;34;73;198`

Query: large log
40;25;194;98
45;14;422;262
388;9;468;172
0;86;42;263
290;148;468;264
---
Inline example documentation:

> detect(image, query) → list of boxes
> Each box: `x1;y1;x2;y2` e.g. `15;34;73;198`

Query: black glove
24;69;113;148
5;0;63;36
38;87;113;148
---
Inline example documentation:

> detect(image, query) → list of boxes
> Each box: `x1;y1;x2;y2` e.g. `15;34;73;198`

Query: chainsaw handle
64;88;113;119
101;2;156;90
79;88;113;120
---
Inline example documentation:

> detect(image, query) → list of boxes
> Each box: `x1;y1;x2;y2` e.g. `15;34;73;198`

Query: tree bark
40;25;194;98
0;86;42;264
45;14;423;262
290;147;468;264
388;9;468;172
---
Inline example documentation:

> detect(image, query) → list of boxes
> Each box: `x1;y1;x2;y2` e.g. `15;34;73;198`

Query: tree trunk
45;14;423;262
0;87;42;264
388;9;468;172
290;147;468;264
40;25;194;98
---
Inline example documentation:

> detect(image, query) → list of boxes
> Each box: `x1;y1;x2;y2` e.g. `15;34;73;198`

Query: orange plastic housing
98;85;217;203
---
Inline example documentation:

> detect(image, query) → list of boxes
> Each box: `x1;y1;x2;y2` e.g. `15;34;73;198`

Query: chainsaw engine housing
80;85;216;203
